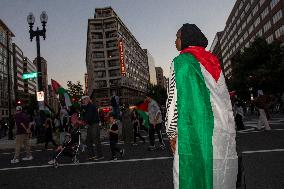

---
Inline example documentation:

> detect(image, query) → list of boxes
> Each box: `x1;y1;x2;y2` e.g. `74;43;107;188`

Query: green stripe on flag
174;53;214;189
136;110;149;128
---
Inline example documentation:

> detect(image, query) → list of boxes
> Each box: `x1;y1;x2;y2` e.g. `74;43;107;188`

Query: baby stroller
50;128;81;168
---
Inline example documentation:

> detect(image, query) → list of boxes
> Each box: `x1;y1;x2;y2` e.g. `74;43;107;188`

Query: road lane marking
238;128;284;134
0;138;169;155
0;156;173;171
242;148;284;154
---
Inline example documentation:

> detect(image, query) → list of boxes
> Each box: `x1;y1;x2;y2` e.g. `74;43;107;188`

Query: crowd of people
9;94;166;164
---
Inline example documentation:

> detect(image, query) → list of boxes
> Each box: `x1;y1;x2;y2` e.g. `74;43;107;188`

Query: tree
66;81;84;102
147;84;167;106
230;37;284;100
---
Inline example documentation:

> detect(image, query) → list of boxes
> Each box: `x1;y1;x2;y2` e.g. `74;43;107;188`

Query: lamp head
27;12;35;25
40;11;48;23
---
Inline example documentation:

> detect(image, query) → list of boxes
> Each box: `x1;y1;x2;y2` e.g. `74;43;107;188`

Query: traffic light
17;100;22;105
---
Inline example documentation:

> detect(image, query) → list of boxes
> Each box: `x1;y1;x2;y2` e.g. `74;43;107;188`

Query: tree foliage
66;81;84;101
230;37;284;100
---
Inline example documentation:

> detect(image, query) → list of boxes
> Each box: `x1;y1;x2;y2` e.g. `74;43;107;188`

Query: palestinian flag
172;46;238;189
136;101;149;128
51;79;72;107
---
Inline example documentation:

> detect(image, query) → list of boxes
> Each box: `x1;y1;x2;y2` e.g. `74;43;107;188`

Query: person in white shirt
146;96;165;150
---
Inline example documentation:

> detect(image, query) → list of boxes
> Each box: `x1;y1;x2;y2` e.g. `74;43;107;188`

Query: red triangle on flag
51;79;62;93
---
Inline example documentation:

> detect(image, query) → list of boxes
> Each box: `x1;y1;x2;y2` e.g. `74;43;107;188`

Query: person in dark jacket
81;96;103;160
131;108;145;145
44;118;57;149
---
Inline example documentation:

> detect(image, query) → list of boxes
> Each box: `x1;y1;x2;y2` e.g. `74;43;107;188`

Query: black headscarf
179;23;208;50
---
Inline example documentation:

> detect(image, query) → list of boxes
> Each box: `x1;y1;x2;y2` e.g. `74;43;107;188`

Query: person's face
175;30;182;51
81;98;89;106
109;116;114;123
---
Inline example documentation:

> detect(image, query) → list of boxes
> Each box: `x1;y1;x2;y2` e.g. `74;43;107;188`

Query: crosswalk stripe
242;148;284;154
0;156;173;172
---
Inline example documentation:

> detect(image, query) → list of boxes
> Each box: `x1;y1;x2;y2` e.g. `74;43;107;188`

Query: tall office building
155;67;164;88
144;49;157;85
0;20;15;119
210;31;224;72
86;7;149;105
219;0;284;79
12;43;25;98
23;57;37;95
47;84;59;114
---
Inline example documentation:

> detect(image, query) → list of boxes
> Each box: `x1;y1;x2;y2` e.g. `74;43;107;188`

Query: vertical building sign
118;39;126;76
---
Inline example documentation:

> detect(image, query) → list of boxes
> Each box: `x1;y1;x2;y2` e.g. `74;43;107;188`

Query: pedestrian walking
121;104;133;144
34;112;42;138
131;108;145;145
166;23;238;188
146;96;165;150
11;106;33;164
254;90;271;131
111;92;120;120
233;101;245;130
44;118;57;150
108;113;124;160
81;96;103;160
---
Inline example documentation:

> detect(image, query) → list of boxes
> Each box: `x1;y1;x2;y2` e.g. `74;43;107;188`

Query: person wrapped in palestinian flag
165;23;238;189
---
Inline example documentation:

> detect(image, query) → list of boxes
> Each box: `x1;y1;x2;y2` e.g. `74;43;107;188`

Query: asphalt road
0;114;284;189
0;135;174;189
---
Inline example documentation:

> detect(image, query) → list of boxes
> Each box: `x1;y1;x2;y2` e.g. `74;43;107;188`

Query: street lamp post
27;11;48;92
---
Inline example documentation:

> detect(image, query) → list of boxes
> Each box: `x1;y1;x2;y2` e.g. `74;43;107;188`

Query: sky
0;0;235;88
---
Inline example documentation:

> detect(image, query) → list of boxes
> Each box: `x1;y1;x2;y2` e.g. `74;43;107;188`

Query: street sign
37;91;44;101
22;72;38;80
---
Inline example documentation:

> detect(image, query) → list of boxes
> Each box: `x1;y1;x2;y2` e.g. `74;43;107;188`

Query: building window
252;4;259;16
240;37;244;44
270;0;280;10
247;14;252;24
95;80;107;88
109;79;120;86
244;31;248;40
238;28;242;35
94;71;106;78
256;29;263;37
93;43;103;49
259;0;265;7
254;17;260;27
275;25;284;39
263;21;271;33
272;10;283;24
261;7;269;20
266;34;274;44
235;9;239;17
239;1;243;10
245;4;250;13
109;69;120;77
108;60;119;67
93;52;104;58
242;22;246;30
241;12;245;20
93;61;105;68
249;25;254;34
